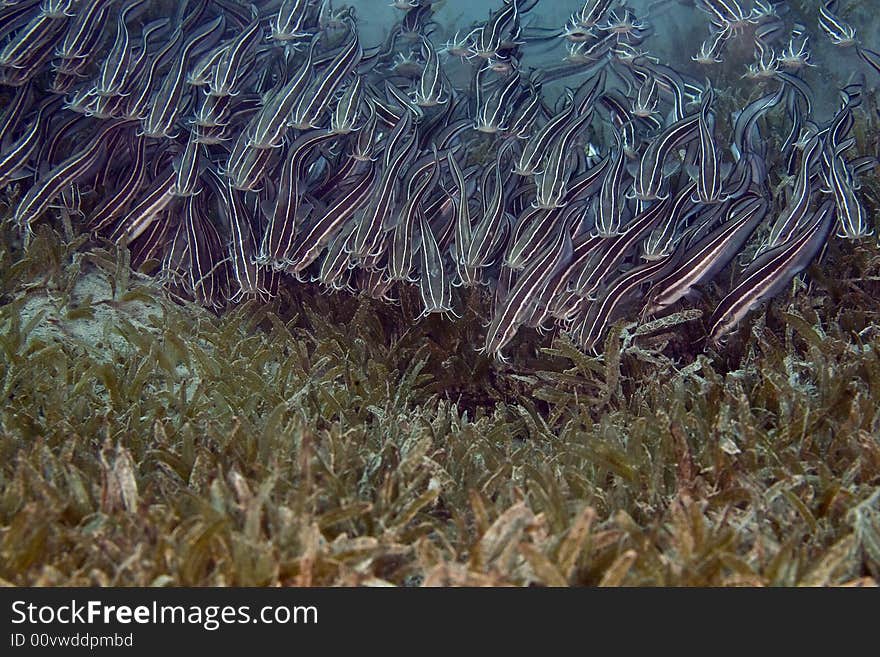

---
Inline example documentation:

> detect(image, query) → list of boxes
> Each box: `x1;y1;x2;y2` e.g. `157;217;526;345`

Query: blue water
350;0;880;118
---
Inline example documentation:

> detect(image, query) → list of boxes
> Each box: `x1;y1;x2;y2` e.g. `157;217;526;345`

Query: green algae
0;219;878;587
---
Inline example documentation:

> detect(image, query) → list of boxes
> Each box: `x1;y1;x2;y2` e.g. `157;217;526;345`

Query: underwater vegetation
0;1;879;585
0;219;879;586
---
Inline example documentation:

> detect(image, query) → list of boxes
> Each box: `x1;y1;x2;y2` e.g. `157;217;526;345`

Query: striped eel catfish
709;200;836;344
0;0;875;363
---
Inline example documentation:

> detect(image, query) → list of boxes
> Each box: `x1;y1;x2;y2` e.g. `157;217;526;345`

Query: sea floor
1;222;878;586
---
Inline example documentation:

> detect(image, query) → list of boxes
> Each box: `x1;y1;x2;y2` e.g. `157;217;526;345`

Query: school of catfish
1;0;878;361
